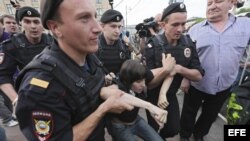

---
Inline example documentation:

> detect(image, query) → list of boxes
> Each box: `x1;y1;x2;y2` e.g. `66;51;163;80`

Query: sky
113;0;207;25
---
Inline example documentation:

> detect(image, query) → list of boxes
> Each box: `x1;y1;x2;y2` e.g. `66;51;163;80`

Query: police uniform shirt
145;32;204;96
144;32;204;137
97;34;130;74
0;33;52;85
15;41;106;141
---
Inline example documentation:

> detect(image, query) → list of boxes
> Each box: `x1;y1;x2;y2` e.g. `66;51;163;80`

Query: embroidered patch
184;48;191;58
30;78;49;88
32;111;53;141
0;53;5;64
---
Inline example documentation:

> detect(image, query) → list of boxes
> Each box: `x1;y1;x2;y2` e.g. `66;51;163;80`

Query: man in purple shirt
180;0;250;141
0;23;10;43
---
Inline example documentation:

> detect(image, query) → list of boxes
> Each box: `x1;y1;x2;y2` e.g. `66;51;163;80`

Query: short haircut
119;59;147;88
0;14;15;25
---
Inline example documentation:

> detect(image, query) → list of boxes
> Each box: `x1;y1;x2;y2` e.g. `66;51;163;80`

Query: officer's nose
93;19;102;35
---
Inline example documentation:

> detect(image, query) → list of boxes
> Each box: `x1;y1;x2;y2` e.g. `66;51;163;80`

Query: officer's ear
47;20;62;38
158;22;165;29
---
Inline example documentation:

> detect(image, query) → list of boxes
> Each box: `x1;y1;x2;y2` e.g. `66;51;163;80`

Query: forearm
148;68;169;89
0;83;18;102
178;67;202;81
73;103;107;141
119;93;151;110
159;76;173;97
100;85;119;100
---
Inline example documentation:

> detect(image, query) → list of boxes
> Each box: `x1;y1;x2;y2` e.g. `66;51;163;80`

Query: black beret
40;0;63;29
100;9;123;23
17;6;40;22
161;2;187;21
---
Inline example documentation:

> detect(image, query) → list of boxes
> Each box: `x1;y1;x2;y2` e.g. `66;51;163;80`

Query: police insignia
119;52;126;59
27;10;32;15
0;53;5;64
116;16;120;21
32;111;53;141
180;3;185;9
184;48;191;58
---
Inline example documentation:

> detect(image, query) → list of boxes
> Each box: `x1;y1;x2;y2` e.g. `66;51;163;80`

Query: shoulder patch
0;53;5;64
32;111;53;141
30;78;49;88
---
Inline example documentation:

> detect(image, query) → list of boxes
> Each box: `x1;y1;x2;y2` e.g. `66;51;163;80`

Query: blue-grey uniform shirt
189;14;250;95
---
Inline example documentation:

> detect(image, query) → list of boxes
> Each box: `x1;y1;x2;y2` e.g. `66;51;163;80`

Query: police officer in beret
97;9;131;75
0;6;53;114
144;2;204;139
97;9;177;92
15;0;136;140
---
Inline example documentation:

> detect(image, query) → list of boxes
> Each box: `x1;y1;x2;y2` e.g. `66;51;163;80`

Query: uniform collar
51;40;98;74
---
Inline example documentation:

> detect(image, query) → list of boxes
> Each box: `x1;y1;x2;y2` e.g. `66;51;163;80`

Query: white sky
114;0;207;25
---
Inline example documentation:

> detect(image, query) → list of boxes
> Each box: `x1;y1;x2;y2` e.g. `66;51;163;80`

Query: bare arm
119;93;167;125
0;83;18;102
158;75;174;109
100;85;167;125
73;86;134;141
147;53;176;89
175;64;202;81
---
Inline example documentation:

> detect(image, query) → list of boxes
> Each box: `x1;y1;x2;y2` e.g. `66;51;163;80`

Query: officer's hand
105;72;116;86
173;64;183;74
180;78;190;94
162;53;176;74
123;36;130;46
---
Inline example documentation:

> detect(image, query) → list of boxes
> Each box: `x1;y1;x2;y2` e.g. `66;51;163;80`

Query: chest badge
184;48;191;58
120;52;126;59
0;53;5;64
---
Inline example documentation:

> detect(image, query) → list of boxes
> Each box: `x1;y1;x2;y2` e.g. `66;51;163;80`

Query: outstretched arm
100;85;167;127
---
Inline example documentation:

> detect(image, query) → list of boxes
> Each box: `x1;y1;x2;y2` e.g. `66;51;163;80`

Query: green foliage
237;8;250;14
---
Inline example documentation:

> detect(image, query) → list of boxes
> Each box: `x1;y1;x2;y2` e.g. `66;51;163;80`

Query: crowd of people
0;0;250;141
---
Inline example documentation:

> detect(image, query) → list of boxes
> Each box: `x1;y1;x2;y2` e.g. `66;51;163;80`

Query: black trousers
180;86;231;138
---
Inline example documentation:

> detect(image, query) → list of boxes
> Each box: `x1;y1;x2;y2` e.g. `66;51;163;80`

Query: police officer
98;9;176;90
144;2;204;139
97;9;131;75
15;0;135;140
0;6;52;113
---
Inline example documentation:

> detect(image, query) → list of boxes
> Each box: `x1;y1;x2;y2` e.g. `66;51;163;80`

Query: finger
162;53;165;60
162;115;167;123
159;103;165;109
160;115;165;123
122;103;134;111
163;102;168;108
110;72;116;78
